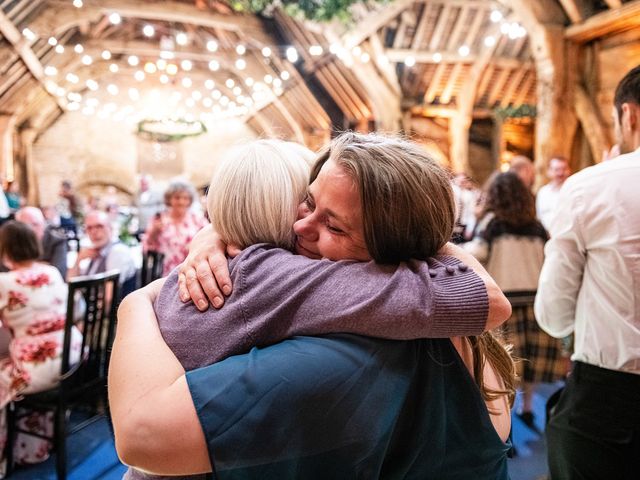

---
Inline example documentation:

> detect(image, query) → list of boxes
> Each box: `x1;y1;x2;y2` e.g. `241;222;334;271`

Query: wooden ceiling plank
369;34;402;96
0;9;64;111
411;3;433;50
39;0;273;45
486;68;512;106
566;0;640;42
392;10;409;49
557;0;585;24
428;4;451;52
324;62;371;119
603;0;622;8
423;63;447;103
513;72;534;105
340;0;414;48
461;8;486;48
475;65;495;105
386;48;529;69
500;66;529;106
446;6;469;51
439;63;463;104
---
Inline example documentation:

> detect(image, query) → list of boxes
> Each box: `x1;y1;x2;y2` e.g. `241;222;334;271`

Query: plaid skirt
502;304;568;384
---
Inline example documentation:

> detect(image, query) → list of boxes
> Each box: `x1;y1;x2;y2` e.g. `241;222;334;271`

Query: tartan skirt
502;304;568;384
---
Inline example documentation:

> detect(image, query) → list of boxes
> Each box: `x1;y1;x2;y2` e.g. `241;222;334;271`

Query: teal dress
187;334;510;479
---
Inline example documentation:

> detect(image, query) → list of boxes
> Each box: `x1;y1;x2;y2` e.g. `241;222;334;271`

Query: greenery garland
136;119;207;142
494;104;537;119
230;0;388;22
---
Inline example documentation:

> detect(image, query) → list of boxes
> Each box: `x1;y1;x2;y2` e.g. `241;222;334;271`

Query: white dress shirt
535;182;562;231
535;148;640;374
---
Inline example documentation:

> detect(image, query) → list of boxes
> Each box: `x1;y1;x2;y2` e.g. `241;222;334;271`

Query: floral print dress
0;263;82;466
143;211;208;276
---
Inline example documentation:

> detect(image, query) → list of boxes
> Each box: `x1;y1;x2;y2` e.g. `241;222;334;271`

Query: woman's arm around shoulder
108;280;211;475
439;242;511;330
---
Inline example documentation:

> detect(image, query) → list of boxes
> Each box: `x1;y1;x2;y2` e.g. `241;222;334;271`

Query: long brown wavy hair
480;171;536;227
311;132;516;406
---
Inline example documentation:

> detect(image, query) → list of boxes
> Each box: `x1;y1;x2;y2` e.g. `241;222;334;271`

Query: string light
286;47;299;63
261;47;271;57
404;56;416;67
48;37;57;46
309;45;323;56
175;32;188;46
236;45;246;55
109;13;121;24
74;44;84;54
207;40;218;52
143;25;155;37
280;71;290;81
44;66;58;76
55;45;64;54
101;50;112;60
235;59;246;70
73;0;83;7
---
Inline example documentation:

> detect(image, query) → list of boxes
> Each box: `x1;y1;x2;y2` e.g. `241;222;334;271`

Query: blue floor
6;384;561;479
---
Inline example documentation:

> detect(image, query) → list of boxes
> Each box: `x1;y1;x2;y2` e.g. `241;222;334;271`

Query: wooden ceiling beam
423;63;447;103
461;8;486;48
486;68;512;107
439;63;463;104
0;9;65;112
410;3;433;50
603;0;622;8
427;4;452;52
37;0;273;46
500;67;528;106
407;104;493;119
340;0;414;48
557;0;586;24
513;72;534;105
565;0;640;43
445;6;470;51
386;49;531;70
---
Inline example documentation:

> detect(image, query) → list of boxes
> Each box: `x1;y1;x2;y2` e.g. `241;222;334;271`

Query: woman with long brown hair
465;171;567;433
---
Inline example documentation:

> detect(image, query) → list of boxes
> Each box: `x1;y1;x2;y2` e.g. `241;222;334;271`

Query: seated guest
15;206;68;278
0;221;82;466
68;211;136;291
143;179;208;277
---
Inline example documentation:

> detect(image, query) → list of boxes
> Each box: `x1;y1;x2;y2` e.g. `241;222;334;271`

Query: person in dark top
14;206;68;278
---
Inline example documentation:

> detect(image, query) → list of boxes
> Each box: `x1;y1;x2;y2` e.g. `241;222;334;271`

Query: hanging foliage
136;119;207;142
229;0;388;22
494;104;537;119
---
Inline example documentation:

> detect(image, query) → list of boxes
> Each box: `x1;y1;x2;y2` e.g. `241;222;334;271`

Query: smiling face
293;159;371;262
168;190;192;216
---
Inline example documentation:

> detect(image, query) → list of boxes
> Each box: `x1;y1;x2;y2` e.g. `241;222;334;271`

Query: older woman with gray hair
143;178;208;276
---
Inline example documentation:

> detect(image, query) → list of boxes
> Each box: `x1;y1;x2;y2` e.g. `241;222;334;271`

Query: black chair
5;270;120;479
139;250;165;287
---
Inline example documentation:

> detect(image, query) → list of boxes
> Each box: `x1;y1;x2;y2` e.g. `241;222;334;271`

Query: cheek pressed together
293;159;371;262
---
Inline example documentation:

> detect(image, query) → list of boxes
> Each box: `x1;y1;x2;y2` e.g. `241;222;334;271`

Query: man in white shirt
68;210;137;292
535;156;571;230
535;65;640;479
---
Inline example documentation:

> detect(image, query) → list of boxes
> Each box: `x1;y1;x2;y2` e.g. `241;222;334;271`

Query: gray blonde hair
164;178;197;206
207;139;311;250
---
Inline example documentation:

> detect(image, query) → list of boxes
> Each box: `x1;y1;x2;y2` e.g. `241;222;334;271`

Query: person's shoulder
230;244;294;264
43;226;66;243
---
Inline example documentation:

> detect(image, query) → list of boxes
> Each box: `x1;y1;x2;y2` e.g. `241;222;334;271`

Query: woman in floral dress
0;221;82;467
143;178;208;276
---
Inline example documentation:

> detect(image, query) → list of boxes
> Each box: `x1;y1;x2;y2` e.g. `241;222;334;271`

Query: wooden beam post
19;128;40;205
0;115;16;182
502;0;578;185
574;83;612;164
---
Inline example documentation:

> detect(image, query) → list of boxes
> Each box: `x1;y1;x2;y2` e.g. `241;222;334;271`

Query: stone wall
32;112;257;207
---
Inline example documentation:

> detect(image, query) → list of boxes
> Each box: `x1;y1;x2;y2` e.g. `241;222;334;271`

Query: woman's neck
9;260;36;270
168;209;187;221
